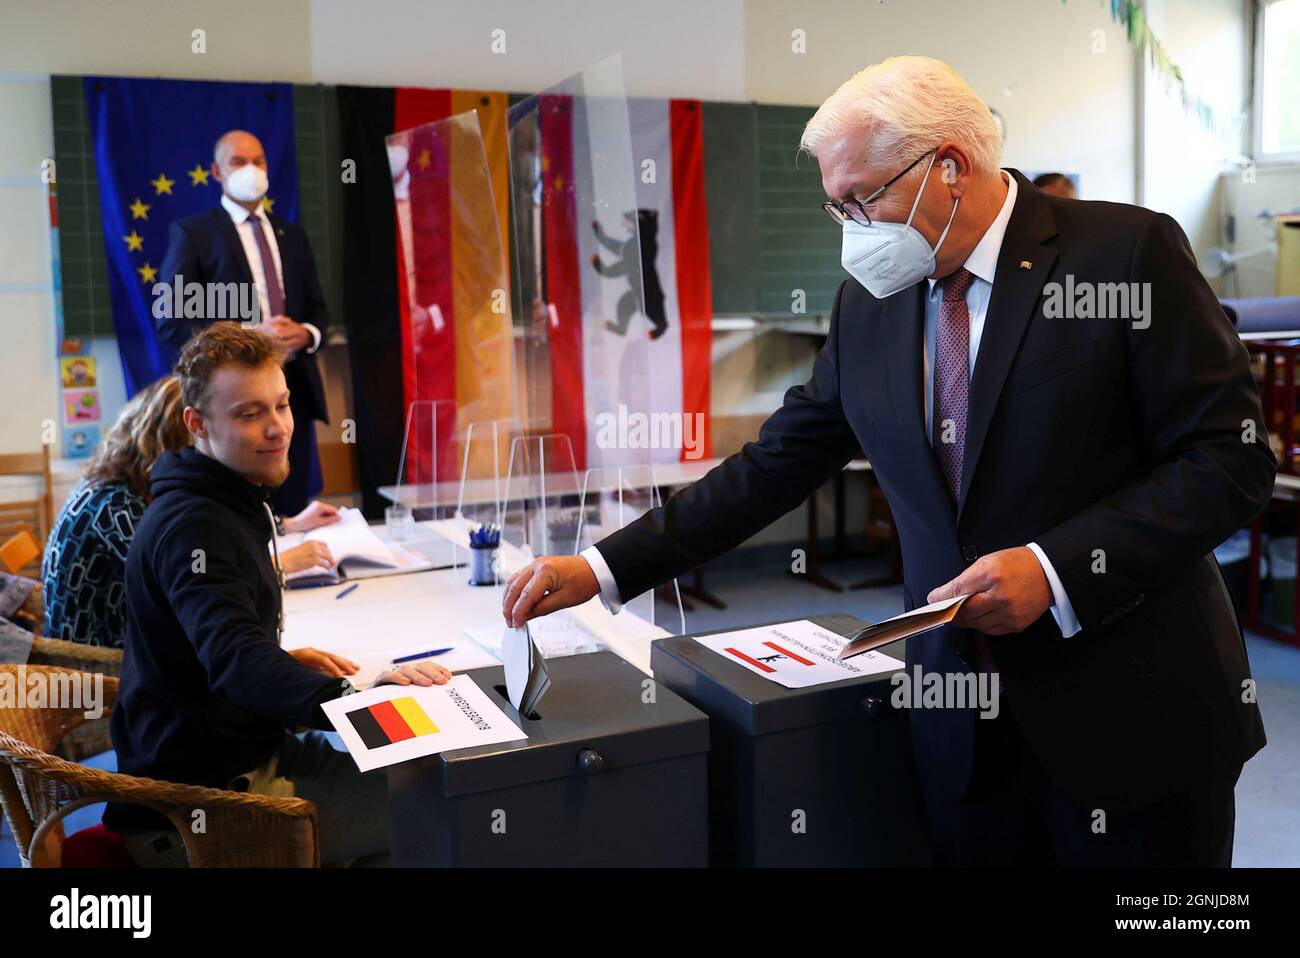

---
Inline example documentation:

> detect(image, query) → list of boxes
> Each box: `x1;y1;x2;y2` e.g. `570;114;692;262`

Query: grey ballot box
388;650;710;866
650;613;931;867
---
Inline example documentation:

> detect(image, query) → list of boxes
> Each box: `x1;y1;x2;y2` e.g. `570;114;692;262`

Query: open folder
836;593;972;660
280;508;432;587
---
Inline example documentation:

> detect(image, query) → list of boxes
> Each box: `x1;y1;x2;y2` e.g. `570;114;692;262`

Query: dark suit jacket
156;205;329;423
598;170;1273;811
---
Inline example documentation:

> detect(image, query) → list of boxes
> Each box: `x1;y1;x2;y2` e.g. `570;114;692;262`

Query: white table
280;526;668;679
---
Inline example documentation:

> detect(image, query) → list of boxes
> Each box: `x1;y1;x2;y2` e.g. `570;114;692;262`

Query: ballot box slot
424;652;709;798
653;613;907;736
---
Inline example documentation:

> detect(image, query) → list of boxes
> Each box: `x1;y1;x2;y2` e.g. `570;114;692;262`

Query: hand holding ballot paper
502;624;551;717
837;593;971;659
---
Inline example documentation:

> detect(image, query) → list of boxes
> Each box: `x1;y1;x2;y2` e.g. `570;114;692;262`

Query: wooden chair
0;449;54;572
0;665;320;867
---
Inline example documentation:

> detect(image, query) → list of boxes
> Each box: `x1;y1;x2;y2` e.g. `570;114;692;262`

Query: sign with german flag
322;675;526;772
345;697;439;749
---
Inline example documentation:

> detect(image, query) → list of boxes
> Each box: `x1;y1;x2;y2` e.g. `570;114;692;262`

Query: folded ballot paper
280;507;432;587
836;593;972;659
502;624;550;718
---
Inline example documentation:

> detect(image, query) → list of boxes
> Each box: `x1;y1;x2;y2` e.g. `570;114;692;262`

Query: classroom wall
1141;0;1251;295
307;0;748;99
0;74;59;457
744;0;1141;204
0;0;1255;492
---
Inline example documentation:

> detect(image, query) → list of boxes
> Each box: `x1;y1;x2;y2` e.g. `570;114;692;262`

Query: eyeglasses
822;150;935;227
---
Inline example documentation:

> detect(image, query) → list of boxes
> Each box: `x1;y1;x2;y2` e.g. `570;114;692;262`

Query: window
1256;0;1300;160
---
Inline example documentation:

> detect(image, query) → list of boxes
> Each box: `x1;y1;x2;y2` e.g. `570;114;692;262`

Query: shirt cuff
580;545;623;615
1026;541;1081;637
302;322;322;354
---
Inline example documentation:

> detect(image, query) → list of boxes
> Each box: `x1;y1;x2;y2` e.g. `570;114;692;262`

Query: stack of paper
502;624;550;718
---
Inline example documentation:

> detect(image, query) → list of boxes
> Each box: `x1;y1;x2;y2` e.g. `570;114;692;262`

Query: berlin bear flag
515;88;713;471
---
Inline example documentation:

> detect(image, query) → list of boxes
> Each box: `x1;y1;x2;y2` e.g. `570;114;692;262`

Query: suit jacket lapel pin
1019;260;1032;270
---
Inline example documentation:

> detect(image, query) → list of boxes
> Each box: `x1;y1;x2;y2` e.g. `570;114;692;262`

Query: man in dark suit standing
501;56;1274;866
157;129;330;516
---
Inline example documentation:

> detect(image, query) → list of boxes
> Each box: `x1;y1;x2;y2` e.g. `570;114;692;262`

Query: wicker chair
24;627;125;761
0;665;320;867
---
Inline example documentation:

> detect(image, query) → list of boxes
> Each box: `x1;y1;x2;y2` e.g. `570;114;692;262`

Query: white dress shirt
220;193;321;354
583;170;1080;637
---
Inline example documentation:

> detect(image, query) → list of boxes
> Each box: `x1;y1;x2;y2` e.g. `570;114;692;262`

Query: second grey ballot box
650;613;931;867
387;650;710;866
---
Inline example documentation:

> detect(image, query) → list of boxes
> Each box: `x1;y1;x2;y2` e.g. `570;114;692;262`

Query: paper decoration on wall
1063;0;1232;138
63;389;101;424
60;356;96;388
63;426;100;460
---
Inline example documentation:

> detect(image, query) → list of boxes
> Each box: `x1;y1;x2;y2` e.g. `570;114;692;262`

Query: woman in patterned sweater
42;375;338;647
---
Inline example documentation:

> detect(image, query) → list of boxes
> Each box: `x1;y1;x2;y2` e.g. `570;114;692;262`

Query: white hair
800;56;1003;175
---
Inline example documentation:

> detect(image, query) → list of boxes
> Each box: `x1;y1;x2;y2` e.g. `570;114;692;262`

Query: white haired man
502;56;1272;866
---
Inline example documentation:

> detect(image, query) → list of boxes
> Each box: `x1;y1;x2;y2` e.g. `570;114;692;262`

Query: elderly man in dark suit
501;56;1274;867
157;129;330;516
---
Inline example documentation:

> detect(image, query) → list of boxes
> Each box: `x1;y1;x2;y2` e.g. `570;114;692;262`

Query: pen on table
335;583;360;600
391;647;454;664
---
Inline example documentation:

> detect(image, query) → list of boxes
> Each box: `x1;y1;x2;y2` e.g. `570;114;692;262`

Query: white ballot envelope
502;623;551;717
837;593;972;659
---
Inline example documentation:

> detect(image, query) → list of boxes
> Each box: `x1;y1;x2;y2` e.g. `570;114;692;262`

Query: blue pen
335;583;360;600
391;647;454;664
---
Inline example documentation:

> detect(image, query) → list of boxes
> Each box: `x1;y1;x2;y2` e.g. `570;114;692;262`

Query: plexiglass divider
507;54;657;472
390;399;462;568
499;435;597;657
577;464;686;639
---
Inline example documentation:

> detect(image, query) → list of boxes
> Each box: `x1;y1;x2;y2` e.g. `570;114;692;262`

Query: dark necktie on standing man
933;267;996;675
246;212;286;320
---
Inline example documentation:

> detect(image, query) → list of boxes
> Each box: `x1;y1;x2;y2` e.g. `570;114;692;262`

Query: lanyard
262;501;286;645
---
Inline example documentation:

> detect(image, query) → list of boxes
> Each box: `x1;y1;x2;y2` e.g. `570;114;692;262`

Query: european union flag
85;76;300;396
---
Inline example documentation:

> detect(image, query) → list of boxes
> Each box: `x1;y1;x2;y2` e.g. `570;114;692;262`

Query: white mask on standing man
225;164;269;204
840;150;960;299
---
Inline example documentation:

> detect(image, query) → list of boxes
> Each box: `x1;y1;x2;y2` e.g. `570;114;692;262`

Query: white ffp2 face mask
840;151;960;299
225;164;269;203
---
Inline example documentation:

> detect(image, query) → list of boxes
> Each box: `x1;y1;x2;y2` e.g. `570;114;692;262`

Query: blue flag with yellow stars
84;76;300;396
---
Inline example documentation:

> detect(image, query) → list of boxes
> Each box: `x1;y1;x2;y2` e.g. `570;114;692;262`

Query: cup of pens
468;522;500;586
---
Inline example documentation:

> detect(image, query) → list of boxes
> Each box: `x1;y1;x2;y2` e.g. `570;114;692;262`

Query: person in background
156;129;331;517
42;376;340;649
1032;172;1077;199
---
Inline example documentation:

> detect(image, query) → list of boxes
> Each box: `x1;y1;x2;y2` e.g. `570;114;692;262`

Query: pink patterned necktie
933;267;974;500
933;267;996;676
246;213;285;318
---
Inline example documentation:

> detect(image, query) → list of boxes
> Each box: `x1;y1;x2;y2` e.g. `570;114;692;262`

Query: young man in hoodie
109;321;447;866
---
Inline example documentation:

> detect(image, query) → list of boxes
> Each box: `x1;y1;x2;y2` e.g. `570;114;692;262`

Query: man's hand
502;555;600;627
285;500;340;533
289;647;359;678
377;661;453;687
261;315;312;353
927;546;1052;635
280;541;335;575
